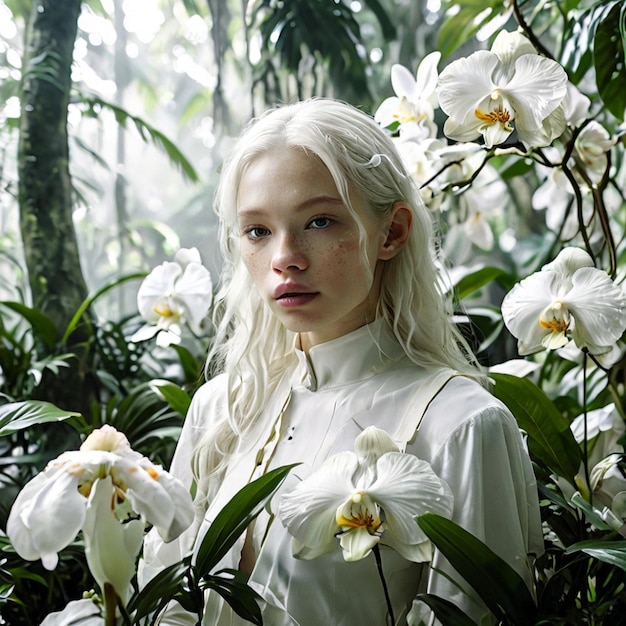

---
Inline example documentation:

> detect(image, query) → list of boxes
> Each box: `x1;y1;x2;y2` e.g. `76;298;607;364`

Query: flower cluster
278;426;453;563
7;425;194;604
374;29;620;252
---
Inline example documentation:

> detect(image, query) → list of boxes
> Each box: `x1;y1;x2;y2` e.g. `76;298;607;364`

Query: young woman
141;98;543;625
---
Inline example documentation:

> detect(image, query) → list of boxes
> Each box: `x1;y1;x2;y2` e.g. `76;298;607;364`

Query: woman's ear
378;202;412;260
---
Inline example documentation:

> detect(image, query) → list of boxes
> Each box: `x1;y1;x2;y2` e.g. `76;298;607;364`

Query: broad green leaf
0;401;82;437
490;373;581;480
594;2;626;121
417;513;538;625
561;2;612;81
566;539;626;572
0;301;57;349
416;593;478;626
195;464;298;576
150;381;192;417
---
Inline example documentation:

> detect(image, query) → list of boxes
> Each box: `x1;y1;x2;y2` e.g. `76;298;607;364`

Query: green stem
104;582;118;626
373;544;395;626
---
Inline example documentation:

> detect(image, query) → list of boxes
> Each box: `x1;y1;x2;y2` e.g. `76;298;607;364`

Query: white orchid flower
7;425;194;602
136;246;212;336
375;53;441;138
501;247;626;356
590;454;626;525
278;426;453;563
574;121;614;183
570;404;626;469
437;30;568;148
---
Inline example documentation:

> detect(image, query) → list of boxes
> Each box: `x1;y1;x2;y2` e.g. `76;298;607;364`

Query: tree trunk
18;0;94;416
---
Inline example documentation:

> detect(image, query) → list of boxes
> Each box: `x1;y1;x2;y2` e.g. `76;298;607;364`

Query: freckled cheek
240;250;264;286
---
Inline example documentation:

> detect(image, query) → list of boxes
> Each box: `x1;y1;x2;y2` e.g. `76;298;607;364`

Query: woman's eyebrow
237;195;343;219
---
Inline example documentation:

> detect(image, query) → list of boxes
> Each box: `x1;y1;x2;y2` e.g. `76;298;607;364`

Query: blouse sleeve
407;377;543;625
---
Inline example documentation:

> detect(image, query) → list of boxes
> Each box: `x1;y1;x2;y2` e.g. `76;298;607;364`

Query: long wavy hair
191;98;482;490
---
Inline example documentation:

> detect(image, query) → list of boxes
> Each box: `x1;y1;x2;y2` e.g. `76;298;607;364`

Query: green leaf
62;272;146;344
594;2;626;121
203;569;263;625
416;593;478;626
81;96;199;183
437;0;505;58
565;539;626;572
417;513;538;625
0;302;57;349
127;558;191;621
170;344;203;383
454;267;513;301
149;381;192;417
195;464;298;576
490;373;581;480
0;401;83;437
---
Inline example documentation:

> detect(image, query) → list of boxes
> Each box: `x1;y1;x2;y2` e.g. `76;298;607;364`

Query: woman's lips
275;292;319;307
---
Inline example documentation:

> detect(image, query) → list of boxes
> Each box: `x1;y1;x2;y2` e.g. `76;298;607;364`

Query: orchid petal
279;452;358;557
137;262;183;323
437;51;500;125
354;426;398;463
565;268;626;351
338;527;380;562
7;468;86;569
173;262;213;332
374;96;402;128
490;30;537;67
111;457;193;542
543;247;594;273
39;599;103;626
415;51;441;103
174;246;202;268
505;55;568;130
368;453;453;560
83;477;144;604
391;64;418;100
501;271;563;354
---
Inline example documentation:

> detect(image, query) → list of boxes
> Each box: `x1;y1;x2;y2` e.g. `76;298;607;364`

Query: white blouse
141;321;543;626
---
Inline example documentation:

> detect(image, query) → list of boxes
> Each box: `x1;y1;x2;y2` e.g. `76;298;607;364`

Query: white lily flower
437;30;568;148
7;425;194;601
375;53;441;138
136;246;212;335
501;247;626;356
278;426;453;563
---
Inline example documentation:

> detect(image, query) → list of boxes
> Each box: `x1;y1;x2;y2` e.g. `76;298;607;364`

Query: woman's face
236;146;388;352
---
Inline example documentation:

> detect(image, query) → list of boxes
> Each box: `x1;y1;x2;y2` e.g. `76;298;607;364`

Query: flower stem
104;582;118;626
373;544;395;626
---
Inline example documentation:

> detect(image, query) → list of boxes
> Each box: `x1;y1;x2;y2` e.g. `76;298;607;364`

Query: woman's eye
307;216;333;229
243;226;270;240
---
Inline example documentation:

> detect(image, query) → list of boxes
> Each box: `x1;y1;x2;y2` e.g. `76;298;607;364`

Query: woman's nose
272;234;308;272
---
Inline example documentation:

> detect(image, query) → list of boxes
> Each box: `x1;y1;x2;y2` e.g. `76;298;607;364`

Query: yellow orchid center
475;104;513;130
539;301;570;334
153;302;177;318
336;492;382;534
